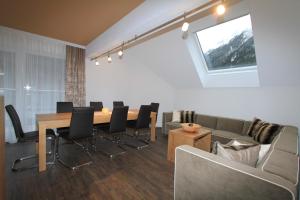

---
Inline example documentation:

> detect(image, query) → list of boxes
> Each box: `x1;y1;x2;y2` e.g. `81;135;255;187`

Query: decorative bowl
181;123;201;133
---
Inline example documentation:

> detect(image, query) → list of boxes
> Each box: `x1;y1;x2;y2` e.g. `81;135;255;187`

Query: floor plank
5;128;174;200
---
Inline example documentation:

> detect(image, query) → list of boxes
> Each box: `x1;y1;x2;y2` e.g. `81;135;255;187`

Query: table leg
38;124;46;172
150;113;157;142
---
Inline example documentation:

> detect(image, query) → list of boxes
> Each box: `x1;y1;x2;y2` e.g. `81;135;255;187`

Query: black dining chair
150;102;159;121
113;101;124;108
124;105;152;149
93;106;128;158
90;101;103;112
5;105;56;171
56;102;73;135
55;107;95;170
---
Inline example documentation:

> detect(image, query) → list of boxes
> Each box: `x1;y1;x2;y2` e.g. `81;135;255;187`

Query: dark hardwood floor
5;128;174;200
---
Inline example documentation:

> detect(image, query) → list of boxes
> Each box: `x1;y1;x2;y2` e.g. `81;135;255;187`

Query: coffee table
167;127;212;162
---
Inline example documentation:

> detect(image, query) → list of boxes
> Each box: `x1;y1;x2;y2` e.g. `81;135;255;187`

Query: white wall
175;86;300;128
85;51;175;126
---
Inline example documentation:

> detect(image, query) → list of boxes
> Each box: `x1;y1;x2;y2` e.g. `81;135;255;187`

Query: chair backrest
5;105;24;139
109;106;129;133
150;102;159;121
56;102;73;113
136;105;152;129
68;107;94;139
90;101;103;111
113;101;124;108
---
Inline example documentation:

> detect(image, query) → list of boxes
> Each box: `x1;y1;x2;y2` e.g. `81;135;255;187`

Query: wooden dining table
36;109;157;172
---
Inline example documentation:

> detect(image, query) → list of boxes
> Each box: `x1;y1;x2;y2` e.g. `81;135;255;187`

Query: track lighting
107;53;112;63
91;0;230;61
216;1;226;15
95;60;100;66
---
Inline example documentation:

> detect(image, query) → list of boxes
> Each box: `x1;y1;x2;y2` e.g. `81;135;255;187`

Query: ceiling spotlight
118;42;124;59
107;54;112;63
118;50;123;58
181;14;189;32
181;14;189;39
95;60;100;66
216;3;226;16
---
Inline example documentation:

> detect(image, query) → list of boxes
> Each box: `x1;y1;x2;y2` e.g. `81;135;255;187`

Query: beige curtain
65;45;86;106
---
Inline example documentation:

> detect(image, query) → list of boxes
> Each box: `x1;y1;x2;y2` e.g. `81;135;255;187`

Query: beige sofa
162;112;299;200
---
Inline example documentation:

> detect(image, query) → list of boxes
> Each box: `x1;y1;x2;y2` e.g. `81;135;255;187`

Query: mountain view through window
196;14;257;71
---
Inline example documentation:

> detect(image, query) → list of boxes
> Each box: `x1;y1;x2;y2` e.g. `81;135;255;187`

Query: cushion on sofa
195;114;217;129
273;126;298;155
247;118;281;144
216;117;244;134
180;111;195;123
172;111;181;122
242;121;252;135
213;141;260;167
263;149;299;185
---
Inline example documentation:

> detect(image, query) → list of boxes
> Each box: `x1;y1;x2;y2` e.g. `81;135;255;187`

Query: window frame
194;14;257;74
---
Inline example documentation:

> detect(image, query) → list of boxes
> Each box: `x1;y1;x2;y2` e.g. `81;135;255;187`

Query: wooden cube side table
167;128;212;162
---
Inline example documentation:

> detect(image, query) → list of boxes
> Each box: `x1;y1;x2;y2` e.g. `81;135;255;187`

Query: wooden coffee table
167;127;212;162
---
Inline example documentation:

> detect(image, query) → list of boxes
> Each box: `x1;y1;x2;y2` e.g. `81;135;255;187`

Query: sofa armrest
175;145;297;200
162;112;173;135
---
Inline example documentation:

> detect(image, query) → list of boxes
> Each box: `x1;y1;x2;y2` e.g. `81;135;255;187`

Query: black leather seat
5;104;56;171
90;101;103;112
56;102;73;135
56;107;94;170
125;105;152;149
93;106;128;158
113;101;124;108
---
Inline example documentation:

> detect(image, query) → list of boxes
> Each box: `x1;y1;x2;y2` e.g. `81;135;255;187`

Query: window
196;14;257;71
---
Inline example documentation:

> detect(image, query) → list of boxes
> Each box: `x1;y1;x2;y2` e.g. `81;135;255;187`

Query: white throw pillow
172;111;181;122
257;144;271;166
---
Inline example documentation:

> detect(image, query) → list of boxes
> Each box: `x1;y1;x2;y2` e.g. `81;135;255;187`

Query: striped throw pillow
180;111;195;123
247;118;281;144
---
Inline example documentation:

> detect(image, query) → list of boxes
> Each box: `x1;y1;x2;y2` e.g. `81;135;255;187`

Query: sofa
162;112;299;200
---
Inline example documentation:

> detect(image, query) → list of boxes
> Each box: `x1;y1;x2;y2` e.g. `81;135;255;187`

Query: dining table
36;109;157;172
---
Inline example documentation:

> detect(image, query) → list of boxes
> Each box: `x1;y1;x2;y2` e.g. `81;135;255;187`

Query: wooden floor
5;128;174;200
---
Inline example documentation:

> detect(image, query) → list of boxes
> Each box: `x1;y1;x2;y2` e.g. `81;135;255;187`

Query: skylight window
196;14;257;71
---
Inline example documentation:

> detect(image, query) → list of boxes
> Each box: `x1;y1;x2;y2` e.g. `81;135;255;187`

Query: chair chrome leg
56;138;93;170
12;136;57;171
11;155;37;172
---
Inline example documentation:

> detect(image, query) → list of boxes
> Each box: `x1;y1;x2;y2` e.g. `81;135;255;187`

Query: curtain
65;45;85;106
0;26;65;143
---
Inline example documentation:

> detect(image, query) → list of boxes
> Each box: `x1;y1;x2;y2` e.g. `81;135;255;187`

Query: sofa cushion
216;117;244;134
195;114;217;129
242;121;252;135
263;149;299;185
213;141;260;167
235;135;259;144
247;118;281;144
180;111;195;123
172;111;181;122
273;126;298;155
166;121;181;129
212;130;241;140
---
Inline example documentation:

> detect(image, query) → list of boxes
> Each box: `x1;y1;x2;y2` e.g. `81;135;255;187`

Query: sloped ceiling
0;0;143;45
129;29;202;89
87;0;300;89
